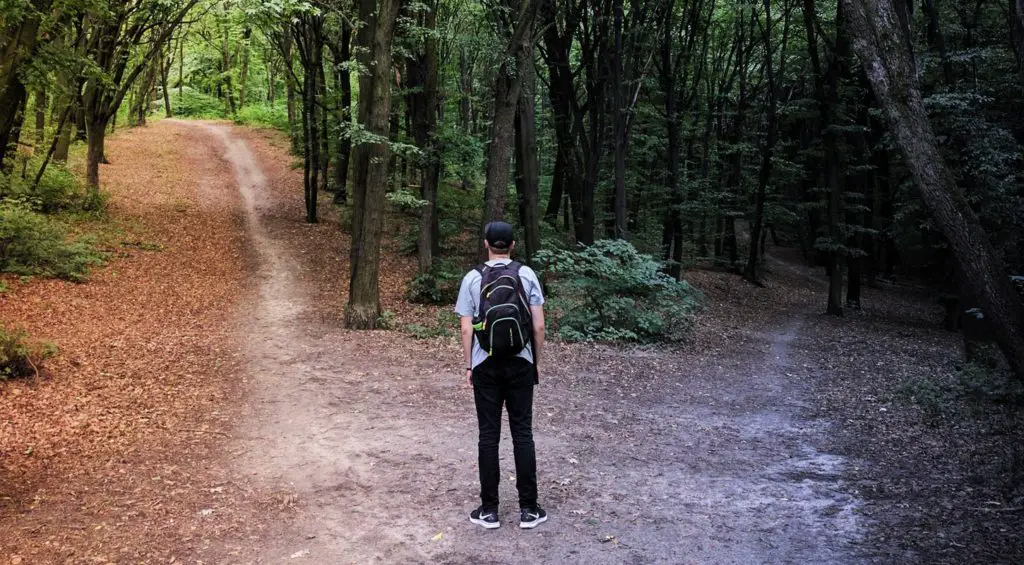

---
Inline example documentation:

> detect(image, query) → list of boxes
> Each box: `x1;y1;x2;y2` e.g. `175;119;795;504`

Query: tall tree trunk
545;145;565;223
222;24;236;116
408;4;441;273
333;21;353;203
1012;0;1024;71
85;118;107;191
0;14;41;170
659;0;682;279
843;0;1024;376
239;27;251;108
745;0;791;284
34;87;46;146
481;0;541;258
514;57;541;265
54;107;72;162
611;0;628;239
318;39;329;195
160;47;173;118
346;0;401;329
284;25;297;142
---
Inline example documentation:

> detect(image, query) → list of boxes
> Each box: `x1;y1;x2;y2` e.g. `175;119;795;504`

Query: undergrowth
535;239;703;343
0;162;107;281
895;362;1024;422
0;323;57;380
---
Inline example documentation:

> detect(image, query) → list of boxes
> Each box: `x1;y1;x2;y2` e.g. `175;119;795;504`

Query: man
455;221;547;530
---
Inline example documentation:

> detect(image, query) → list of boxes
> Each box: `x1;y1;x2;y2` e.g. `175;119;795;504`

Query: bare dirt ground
3;120;1023;564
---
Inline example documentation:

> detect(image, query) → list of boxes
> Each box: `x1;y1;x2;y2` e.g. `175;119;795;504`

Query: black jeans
472;357;537;511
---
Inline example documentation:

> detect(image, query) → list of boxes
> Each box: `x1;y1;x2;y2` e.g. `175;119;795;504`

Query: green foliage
376;309;397;330
405;310;457;339
535;240;702;343
169;88;225;119
0;162;92;214
386;188;429;212
895;363;1024;422
0;323;57;380
0;201;106;282
406;259;463;305
234;103;290;131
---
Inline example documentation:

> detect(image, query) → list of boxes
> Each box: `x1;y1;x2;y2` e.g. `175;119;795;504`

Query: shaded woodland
1;0;1022;372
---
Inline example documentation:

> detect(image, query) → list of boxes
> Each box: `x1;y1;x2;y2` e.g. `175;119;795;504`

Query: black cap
484;221;514;250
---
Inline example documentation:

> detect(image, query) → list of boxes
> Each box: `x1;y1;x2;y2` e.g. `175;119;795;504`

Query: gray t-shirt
455;259;544;369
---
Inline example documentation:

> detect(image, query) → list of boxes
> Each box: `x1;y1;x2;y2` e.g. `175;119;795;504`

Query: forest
3;0;1022;371
2;0;1024;560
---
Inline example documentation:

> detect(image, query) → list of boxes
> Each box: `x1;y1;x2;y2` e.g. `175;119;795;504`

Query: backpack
472;261;533;358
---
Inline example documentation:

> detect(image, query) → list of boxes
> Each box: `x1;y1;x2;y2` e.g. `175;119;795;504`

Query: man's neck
488;253;511;262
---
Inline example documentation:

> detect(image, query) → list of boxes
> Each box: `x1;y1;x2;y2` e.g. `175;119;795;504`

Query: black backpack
473;261;533;358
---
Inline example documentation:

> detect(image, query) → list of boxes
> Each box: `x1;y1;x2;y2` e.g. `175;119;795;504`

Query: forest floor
1;120;1022;564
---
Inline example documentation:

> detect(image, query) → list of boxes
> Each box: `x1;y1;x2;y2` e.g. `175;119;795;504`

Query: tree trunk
222;24;236;116
85;118;107;192
333;21;353;204
514;58;541;265
54;105;72;162
746;0;790;284
0;12;41;170
34;87;46;146
160;47;173;118
407;4;441;273
843;0;1024;376
284;25;297;141
611;0;628;239
545;147;565;223
481;0;541;258
346;0;401;329
1013;0;1024;71
239;27;251;108
317;38;329;195
659;0;682;279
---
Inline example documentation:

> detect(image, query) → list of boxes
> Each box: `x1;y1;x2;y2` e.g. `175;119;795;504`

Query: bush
535;239;703;343
406;259;464;305
0;162;92;213
169;88;225;119
405;310;458;339
235;103;290;131
0;201;105;281
0;323;57;380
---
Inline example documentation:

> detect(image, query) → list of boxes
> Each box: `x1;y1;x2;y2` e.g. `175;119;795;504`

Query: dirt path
160;122;868;564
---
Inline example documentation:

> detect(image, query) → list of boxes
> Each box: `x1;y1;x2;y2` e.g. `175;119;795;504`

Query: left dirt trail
0;120;275;564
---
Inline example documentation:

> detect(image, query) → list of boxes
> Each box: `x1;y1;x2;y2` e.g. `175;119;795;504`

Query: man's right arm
530;304;545;370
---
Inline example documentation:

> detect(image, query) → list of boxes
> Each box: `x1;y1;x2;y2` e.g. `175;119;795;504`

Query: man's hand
466;368;473;387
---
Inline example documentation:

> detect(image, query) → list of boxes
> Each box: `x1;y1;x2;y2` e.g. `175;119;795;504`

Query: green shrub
0;201;105;281
0;162;92;213
0;323;57;380
376;309;397;330
405;310;458;339
535;239;703;343
169;88;226;119
406;259;463;305
234;103;290;131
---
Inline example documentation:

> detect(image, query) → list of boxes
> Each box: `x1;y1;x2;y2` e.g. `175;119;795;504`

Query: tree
841;0;1024;376
81;0;199;192
480;0;541;258
345;0;401;329
406;1;442;273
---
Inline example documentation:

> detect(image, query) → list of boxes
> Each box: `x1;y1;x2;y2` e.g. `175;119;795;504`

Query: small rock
290;549;310;559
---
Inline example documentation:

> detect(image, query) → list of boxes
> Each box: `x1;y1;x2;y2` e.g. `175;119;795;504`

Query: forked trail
185;120;865;564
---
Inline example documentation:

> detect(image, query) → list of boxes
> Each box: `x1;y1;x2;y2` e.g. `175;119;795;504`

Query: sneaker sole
470;517;500;529
519;515;548;529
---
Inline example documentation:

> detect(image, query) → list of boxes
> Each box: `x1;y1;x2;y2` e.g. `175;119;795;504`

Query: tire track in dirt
193;122;869;564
